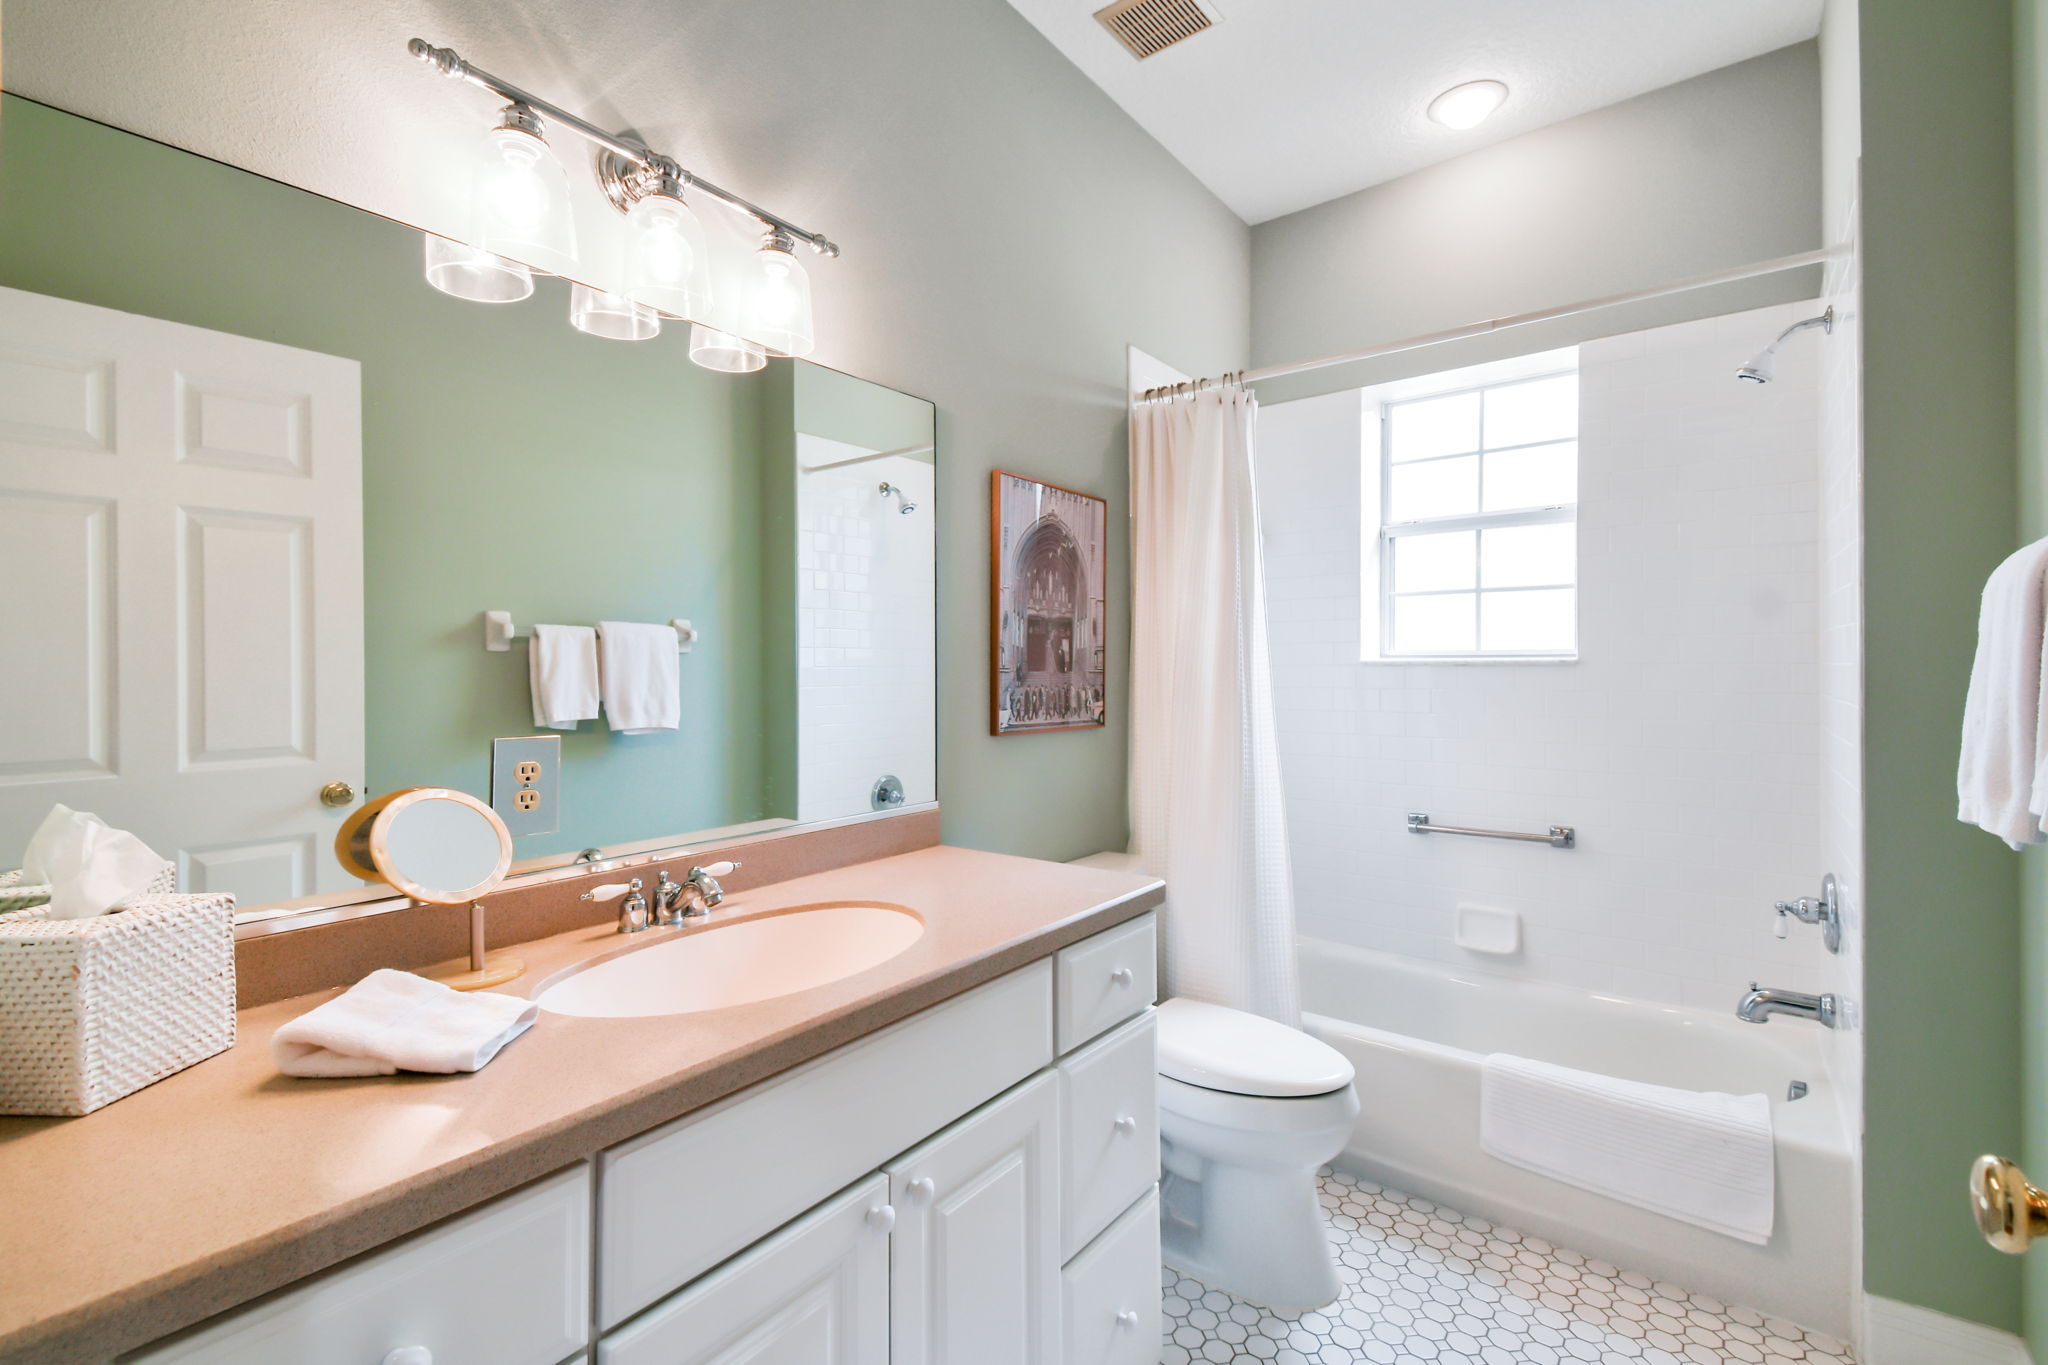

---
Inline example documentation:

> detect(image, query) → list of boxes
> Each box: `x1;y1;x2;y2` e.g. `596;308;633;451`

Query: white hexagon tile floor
1158;1169;1856;1365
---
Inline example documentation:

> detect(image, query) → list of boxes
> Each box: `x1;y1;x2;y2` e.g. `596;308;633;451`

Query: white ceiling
1003;0;1824;224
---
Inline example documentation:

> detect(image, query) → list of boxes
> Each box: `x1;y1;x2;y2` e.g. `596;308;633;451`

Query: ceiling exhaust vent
1093;0;1217;60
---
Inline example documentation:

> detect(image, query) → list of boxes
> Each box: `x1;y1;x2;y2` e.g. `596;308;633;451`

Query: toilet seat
1156;997;1354;1098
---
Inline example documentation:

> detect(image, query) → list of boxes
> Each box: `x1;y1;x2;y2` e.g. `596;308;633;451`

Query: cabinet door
889;1071;1061;1365
599;1174;890;1365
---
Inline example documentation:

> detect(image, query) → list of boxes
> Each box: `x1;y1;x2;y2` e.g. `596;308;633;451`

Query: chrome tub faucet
1736;984;1839;1029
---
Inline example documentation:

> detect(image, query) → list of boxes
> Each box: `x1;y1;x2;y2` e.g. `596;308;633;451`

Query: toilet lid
1156;997;1355;1098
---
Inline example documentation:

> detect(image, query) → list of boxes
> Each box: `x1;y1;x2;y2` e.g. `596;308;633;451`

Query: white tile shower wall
1258;300;1830;1010
795;438;937;822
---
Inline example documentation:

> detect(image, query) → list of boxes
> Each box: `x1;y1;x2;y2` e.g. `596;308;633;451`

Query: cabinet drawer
599;1175;889;1365
599;960;1053;1327
1062;1187;1161;1365
128;1164;590;1365
1055;913;1156;1054
1059;1010;1159;1261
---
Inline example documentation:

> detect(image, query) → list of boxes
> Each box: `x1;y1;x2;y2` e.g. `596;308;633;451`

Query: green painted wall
1858;0;2025;1332
0;96;786;859
2019;1;2048;1355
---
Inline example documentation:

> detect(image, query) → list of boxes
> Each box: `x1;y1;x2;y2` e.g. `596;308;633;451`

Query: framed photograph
991;470;1109;735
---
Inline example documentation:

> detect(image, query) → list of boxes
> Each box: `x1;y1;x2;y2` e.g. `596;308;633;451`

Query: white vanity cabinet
125;912;1160;1365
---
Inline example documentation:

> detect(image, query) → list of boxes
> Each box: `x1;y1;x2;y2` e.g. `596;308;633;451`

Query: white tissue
20;805;168;920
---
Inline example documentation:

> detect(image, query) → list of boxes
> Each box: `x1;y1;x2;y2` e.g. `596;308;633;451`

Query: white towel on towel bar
1479;1053;1775;1244
598;620;680;733
271;969;537;1077
528;624;600;730
1958;537;2048;847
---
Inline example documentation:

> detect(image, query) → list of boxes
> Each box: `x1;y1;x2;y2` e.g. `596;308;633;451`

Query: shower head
879;481;917;515
1735;306;1834;384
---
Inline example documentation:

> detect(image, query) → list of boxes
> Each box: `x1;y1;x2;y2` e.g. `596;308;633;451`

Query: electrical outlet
491;735;561;837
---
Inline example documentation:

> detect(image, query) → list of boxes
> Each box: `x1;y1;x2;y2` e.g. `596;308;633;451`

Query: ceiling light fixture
410;39;839;369
1427;80;1509;131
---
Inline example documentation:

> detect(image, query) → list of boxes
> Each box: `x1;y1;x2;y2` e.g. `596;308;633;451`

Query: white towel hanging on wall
598;620;682;733
528;624;600;730
1958;537;2048;847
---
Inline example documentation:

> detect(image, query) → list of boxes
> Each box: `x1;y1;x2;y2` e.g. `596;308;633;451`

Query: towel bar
1407;812;1575;849
482;611;697;653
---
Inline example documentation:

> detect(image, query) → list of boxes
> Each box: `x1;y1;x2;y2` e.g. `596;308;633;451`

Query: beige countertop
0;845;1163;1363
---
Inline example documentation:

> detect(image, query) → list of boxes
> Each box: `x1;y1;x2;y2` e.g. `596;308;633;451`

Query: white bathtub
1298;937;1856;1339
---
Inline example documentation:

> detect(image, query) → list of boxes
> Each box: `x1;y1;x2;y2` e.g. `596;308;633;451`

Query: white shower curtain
1129;378;1301;1026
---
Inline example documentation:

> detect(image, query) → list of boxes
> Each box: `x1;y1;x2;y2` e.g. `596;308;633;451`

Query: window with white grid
1375;370;1578;659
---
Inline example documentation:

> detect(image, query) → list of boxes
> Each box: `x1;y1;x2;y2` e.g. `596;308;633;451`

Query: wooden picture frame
990;469;1109;735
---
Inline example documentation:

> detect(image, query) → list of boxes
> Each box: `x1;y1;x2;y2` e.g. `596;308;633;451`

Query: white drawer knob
383;1350;433;1365
1116;1310;1140;1332
1114;1115;1138;1137
1110;967;1134;987
907;1176;936;1203
866;1204;896;1234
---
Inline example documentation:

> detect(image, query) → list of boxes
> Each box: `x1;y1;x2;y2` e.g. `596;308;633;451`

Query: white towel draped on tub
272;969;538;1077
1479;1054;1775;1244
528;624;601;730
1958;537;2048;847
598;620;680;733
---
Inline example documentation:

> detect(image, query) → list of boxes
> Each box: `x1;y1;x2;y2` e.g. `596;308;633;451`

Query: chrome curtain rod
408;39;840;257
1140;246;1844;401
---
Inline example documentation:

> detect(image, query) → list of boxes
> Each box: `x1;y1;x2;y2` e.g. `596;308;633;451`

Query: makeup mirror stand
423;900;525;993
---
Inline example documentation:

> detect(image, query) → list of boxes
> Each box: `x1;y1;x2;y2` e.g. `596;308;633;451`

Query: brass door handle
1971;1154;2048;1253
319;780;357;809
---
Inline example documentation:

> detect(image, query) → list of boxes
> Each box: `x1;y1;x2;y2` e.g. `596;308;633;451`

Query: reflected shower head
1736;306;1835;384
879;481;917;515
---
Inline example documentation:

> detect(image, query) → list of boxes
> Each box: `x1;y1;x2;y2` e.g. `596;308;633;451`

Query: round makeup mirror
336;788;521;989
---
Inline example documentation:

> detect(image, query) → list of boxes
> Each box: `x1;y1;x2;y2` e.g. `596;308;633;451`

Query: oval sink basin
536;903;925;1018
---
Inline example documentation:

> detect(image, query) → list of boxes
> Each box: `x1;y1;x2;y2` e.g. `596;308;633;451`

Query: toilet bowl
1155;996;1359;1309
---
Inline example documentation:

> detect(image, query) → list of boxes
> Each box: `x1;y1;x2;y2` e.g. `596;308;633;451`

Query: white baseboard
1863;1296;2031;1365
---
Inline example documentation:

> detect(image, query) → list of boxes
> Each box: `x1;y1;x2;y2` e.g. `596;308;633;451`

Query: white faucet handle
698;860;740;878
580;881;639;902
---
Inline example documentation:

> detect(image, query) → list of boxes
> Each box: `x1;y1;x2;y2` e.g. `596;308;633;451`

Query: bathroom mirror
0;94;937;925
335;789;513;906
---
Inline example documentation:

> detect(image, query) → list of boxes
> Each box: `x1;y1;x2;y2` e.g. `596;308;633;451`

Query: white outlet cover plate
491;734;561;838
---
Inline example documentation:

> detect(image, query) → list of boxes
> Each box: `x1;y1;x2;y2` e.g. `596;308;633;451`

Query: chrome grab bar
1406;812;1575;849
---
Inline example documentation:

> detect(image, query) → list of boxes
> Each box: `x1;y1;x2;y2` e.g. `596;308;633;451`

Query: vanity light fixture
1427;79;1509;130
423;233;535;303
409;39;839;367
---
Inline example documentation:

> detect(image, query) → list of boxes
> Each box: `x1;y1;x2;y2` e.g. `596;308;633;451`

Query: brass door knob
318;780;358;809
1972;1154;2048;1253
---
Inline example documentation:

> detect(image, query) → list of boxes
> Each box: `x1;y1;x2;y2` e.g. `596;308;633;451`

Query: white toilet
1156;996;1359;1309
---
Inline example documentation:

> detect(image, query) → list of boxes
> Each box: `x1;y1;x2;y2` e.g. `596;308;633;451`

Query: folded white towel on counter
272;969;537;1078
19;804;170;920
1959;537;2048;847
1479;1053;1775;1244
528;624;601;730
598;620;680;734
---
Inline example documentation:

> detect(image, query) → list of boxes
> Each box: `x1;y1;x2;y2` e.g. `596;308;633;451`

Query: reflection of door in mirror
0;284;365;904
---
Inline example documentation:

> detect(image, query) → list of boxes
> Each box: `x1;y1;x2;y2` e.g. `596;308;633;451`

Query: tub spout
1736;983;1838;1028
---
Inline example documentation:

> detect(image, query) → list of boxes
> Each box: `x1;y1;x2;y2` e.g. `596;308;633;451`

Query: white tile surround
1160;1169;1859;1365
795;437;936;822
1257;302;1831;1011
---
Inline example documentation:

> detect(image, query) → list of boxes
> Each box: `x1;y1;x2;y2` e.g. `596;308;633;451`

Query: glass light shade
472;124;579;276
422;234;534;303
624;194;713;319
570;284;661;341
1427;79;1509;130
748;244;815;357
689;323;767;374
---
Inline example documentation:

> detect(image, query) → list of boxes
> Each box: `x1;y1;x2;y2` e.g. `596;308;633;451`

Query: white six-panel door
0;284;363;904
888;1070;1061;1365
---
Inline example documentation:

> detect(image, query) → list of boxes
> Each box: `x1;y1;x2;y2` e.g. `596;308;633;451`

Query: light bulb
747;237;814;357
422;233;534;303
570;284;661;341
471;108;578;276
624;188;713;320
689;323;766;373
1426;80;1509;130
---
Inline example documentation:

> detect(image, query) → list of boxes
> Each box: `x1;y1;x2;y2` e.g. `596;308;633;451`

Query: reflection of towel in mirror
529;624;600;730
598;620;680;733
271;969;537;1077
20;804;168;920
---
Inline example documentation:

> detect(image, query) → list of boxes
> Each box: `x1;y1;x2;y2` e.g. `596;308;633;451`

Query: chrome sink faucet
1737;983;1839;1028
664;861;742;920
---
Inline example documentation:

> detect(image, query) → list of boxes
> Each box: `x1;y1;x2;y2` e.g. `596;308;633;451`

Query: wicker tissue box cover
0;894;237;1116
